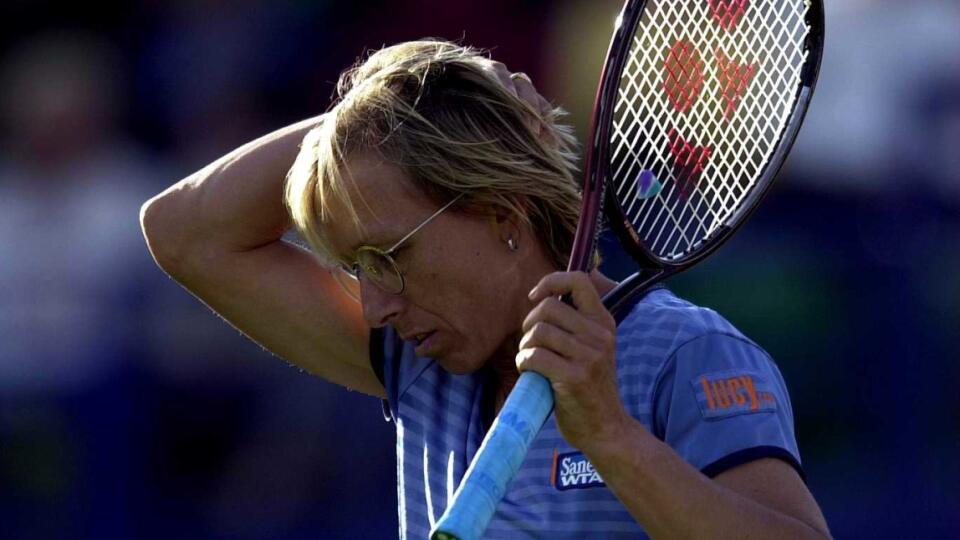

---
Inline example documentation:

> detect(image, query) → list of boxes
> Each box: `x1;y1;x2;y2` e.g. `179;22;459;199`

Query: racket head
580;0;824;277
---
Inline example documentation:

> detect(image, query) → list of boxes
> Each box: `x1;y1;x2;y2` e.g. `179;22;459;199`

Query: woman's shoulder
615;286;758;363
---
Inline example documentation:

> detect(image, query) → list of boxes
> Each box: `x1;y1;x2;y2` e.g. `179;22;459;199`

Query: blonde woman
141;40;829;539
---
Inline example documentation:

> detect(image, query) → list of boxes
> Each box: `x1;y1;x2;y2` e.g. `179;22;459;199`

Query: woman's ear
486;196;532;251
492;202;531;252
499;217;522;253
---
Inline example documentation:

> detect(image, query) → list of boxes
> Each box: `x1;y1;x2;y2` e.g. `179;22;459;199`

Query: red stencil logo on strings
668;128;712;200
710;0;750;30
717;49;757;119
663;39;705;114
659;2;757;199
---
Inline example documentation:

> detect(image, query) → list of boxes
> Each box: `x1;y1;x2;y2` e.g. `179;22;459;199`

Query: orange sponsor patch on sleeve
689;369;778;419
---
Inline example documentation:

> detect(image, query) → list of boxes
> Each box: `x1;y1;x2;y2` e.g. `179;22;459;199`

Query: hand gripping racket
432;1;824;538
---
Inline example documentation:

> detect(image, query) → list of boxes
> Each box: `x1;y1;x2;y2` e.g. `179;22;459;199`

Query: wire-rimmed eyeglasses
332;193;465;301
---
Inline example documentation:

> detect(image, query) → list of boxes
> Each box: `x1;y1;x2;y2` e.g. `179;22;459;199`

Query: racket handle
430;371;554;540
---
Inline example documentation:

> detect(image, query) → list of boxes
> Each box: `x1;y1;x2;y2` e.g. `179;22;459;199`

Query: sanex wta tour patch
550;449;605;491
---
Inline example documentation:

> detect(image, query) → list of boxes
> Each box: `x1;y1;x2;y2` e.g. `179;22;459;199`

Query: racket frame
568;0;651;273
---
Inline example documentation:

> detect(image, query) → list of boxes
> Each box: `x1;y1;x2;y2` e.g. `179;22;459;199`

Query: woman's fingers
519;321;591;361
509;72;543;134
528;271;611;324
483;60;548;136
522;296;594;337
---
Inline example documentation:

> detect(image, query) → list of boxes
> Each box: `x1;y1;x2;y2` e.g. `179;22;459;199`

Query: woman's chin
435;353;485;376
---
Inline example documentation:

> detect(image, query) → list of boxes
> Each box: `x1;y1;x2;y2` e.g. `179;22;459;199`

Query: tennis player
141;40;830;539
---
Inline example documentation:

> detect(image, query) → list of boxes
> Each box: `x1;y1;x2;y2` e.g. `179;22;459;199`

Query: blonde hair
285;39;582;269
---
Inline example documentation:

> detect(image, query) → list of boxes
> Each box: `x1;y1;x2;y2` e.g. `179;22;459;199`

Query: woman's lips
414;330;437;356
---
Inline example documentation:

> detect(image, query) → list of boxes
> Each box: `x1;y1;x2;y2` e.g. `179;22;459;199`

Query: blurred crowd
0;1;957;539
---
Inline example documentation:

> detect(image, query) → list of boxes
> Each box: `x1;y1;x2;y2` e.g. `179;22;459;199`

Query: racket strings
610;0;810;261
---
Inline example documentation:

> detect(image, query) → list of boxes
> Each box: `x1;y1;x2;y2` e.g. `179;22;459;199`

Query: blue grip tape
430;371;554;540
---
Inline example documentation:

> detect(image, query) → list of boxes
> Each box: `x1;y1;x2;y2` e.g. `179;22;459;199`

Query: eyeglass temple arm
385;193;466;253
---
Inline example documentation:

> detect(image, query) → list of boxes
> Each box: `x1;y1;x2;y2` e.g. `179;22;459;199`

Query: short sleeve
652;333;804;479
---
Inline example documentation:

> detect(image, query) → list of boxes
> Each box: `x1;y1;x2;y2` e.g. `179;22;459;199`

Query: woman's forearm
584;418;831;540
141;115;323;268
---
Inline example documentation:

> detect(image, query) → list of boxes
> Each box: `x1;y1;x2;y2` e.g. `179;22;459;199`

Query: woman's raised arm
139;116;380;397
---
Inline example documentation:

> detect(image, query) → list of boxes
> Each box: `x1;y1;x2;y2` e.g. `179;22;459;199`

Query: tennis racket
432;1;824;538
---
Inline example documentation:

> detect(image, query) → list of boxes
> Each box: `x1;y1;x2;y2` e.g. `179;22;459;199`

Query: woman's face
323;152;546;374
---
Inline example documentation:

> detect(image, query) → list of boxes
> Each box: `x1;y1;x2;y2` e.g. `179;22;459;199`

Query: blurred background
0;0;956;538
